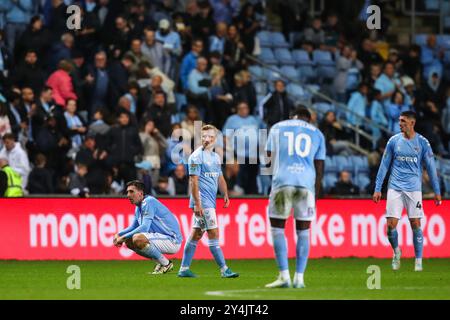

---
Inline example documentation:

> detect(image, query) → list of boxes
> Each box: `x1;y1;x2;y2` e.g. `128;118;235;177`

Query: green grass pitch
1;258;449;300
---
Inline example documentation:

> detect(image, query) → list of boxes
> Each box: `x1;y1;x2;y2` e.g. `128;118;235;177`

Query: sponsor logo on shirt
396;156;418;163
204;172;220;178
287;163;306;173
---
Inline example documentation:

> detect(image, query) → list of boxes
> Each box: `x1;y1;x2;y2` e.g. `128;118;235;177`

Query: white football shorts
192;208;218;231
141;232;181;254
268;186;316;221
385;189;424;219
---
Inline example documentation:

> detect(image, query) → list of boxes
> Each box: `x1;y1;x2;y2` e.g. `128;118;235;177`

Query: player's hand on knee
373;192;382;203
194;205;204;217
435;194;442;206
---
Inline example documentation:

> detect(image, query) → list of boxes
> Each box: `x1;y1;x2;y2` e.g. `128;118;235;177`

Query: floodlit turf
0;258;449;300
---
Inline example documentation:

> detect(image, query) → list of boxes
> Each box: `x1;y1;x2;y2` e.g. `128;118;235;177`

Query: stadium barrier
0;198;448;259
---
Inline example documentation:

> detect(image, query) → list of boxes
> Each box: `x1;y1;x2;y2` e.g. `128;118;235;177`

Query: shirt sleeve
120;202;156;239
118;214;139;237
422;140;441;195
375;137;395;192
314;132;326;160
188;154;202;176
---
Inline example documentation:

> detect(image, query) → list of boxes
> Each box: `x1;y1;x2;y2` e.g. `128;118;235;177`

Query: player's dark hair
2;133;15;141
126;180;145;191
291;105;311;121
400;110;417;120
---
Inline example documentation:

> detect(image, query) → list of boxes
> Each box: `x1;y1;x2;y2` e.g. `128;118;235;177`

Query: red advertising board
0;198;448;260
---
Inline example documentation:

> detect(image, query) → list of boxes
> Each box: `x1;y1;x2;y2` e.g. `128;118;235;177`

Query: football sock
387;228;399;252
413;228;423;259
296;229;310;273
208;239;226;270
137;243;169;265
180;239;198;270
271;227;289;273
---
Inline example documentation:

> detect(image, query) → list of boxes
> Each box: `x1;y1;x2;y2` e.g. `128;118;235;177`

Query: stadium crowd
0;0;449;197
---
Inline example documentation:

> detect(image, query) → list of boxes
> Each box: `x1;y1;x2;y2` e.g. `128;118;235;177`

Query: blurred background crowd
0;0;450;198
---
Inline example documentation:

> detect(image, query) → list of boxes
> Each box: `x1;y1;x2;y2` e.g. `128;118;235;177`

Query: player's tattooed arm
314;159;324;200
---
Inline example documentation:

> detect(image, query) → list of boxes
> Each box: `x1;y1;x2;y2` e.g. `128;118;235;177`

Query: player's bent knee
410;219;421;229
191;228;204;241
207;228;219;239
132;234;149;249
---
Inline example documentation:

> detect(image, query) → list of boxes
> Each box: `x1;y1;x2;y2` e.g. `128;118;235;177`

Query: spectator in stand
139;119;167;185
422;70;446;108
180;39;204;90
232;70;257;115
191;0;215;47
48;0;69;42
209;22;227;55
210;0;240;24
123;81;139;115
27;153;54;194
0;133;30;189
181;105;202;141
32;86;66;140
0;157;23;197
319;110;353;156
106;110;142;183
237;2;260;54
347;82;369;128
168;163;189;195
154;176;170;195
420;34;444;79
2;0;36;54
223;24;245;83
6;90;27;140
19;86;35;145
223;160;244;196
262;80;294;128
15;15;51;62
369;89;388;149
0;29;12;90
141;29;171;76
0;102;11;139
358;38;384;79
47;32;74;73
84;51;110;118
333;45;363;103
156;19;182;80
68;163;90;197
74;4;101;62
144;91;174;138
210;65;233;129
374;62;398;108
46;59;77;108
386;90;411;133
303;17;325;49
126;38;152;78
400;76;417;108
323;13;342;51
75;134;109;194
107;53;135;108
329;170;360;195
365;63;382;93
107;15;133;58
12;49;46;96
64;99;86;152
187;56;211;120
399;44;422;85
222;101;266;194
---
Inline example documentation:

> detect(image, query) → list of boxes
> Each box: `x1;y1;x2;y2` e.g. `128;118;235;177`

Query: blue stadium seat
297;65;316;83
289;32;303;47
313;102;335;117
415;34;428;46
259;48;278;65
286;83;309;101
440;159;450;174
257;31;271;47
249;65;264;80
355;173;371;193
292;49;314;66
280;65;299;82
444;177;450;196
334;156;352;172
274;48;296;66
437;35;450;50
313;50;336;80
254;81;268;95
265;66;282;82
324;173;338;193
271;32;290;48
325;156;338;173
175;93;187;112
352;155;370;175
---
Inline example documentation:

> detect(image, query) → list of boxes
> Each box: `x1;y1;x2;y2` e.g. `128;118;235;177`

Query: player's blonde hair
201;124;218;132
